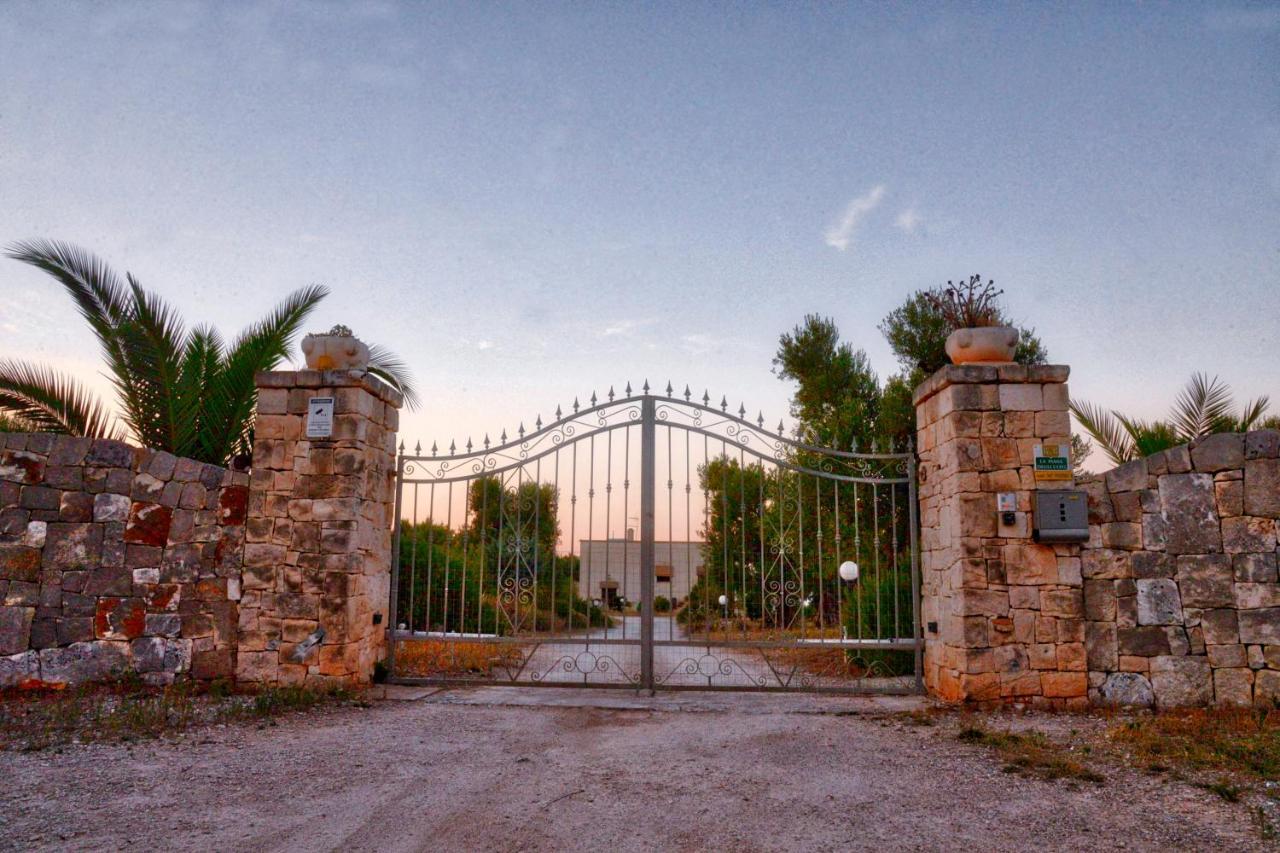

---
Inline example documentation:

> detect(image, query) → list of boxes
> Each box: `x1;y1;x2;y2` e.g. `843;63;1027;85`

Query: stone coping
254;369;404;409
912;363;1071;406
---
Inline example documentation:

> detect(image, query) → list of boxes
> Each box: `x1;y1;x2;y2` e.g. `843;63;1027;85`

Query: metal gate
387;383;921;693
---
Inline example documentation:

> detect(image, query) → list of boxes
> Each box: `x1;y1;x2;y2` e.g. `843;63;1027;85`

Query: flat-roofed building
576;530;705;607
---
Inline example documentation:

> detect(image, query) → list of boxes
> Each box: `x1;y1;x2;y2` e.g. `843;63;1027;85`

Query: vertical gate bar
907;444;923;692
387;453;405;679
640;396;656;692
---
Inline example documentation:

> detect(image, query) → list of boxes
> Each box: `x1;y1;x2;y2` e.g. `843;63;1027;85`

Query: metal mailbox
1032;489;1089;543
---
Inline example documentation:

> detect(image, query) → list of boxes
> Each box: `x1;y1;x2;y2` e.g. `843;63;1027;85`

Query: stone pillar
236;369;401;687
913;363;1087;707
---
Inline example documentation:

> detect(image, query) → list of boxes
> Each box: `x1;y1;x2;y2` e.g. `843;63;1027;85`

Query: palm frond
1069;400;1134;466
1170;372;1233;441
115;274;187;451
1236;396;1270;432
0;358;119;438
202;285;329;463
6;240;150;441
367;343;421;410
175;325;224;459
1117;414;1179;458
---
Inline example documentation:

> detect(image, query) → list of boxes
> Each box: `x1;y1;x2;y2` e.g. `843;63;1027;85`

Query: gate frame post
639;395;656;693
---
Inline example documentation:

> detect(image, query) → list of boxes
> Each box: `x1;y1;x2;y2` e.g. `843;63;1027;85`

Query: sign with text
306;396;335;438
1033;442;1072;481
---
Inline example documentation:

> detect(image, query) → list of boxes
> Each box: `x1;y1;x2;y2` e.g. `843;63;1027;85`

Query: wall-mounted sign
306;396;334;438
1033;443;1072;481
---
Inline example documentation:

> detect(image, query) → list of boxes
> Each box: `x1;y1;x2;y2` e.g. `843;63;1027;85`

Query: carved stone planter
945;326;1018;364
301;326;370;371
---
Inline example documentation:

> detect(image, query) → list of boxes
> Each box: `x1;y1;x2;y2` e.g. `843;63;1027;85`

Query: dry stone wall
0;434;248;687
1081;430;1280;707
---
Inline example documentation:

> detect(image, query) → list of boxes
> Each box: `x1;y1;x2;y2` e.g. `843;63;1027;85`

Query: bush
842;563;915;677
653;596;672;613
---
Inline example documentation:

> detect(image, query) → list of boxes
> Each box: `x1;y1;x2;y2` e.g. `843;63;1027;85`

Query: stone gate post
236;369;401;686
913;363;1087;706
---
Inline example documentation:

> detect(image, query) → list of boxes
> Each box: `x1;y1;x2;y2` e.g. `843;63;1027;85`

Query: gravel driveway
1;687;1266;852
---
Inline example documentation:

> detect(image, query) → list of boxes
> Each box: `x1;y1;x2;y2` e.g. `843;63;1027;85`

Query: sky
1;1;1278;473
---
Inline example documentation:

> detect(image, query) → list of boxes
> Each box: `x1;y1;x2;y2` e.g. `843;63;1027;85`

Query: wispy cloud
599;319;654;338
476;340;494;350
824;185;886;251
894;208;922;234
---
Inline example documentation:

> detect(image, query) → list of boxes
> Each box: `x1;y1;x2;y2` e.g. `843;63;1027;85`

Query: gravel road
1;687;1266;852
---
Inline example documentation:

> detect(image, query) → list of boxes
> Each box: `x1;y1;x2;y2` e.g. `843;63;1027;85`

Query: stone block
1256;671;1280;706
124;502;173;546
93;492;131;522
0;544;42;582
1234;552;1278;582
1086;621;1117;670
1082;549;1129;579
1097;672;1154;706
1150;655;1213;708
1101;522;1142;550
1245;429;1280;459
86;440;135;468
1213;668;1253;706
1239;608;1280;645
1200;609;1239;645
0;605;34;655
1106;459;1148;494
1244;459;1280;518
58;491;94;522
1236;583;1280;609
1118;626;1171;656
1176;554;1233;608
1159;473;1221;554
1136;579;1182;625
1191;433;1244;473
42;523;104;569
38;640;128;683
1222;516;1276;554
1215;478;1244;518
998;383;1043;411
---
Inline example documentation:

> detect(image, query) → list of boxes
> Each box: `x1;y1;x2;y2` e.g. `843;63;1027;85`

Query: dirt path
1;688;1267;852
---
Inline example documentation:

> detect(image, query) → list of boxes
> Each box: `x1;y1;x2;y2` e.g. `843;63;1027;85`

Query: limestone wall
1081;431;1280;707
0;434;248;686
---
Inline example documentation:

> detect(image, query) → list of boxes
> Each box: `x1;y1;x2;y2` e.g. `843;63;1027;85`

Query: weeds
956;723;1104;784
0;682;358;752
1107;706;1280;780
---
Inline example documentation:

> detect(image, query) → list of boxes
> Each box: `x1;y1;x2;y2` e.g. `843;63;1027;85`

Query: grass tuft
1107;706;1280;780
956;722;1104;784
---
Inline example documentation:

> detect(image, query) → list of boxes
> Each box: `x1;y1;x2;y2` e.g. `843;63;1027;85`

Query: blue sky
1;1;1277;468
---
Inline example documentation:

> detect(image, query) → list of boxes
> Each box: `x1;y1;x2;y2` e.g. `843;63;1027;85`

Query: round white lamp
838;561;860;583
718;594;728;607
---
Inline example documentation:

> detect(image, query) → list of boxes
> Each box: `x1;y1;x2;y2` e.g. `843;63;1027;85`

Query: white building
576;530;705;607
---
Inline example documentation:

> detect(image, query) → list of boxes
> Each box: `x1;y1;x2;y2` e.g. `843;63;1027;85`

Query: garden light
838;561;860;583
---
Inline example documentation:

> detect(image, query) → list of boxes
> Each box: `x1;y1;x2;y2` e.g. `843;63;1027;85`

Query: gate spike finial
702;389;710;405
590;391;597;406
720;395;728;412
466;437;473;452
417;441;424;455
683;385;691;401
625;381;632;396
398;439;405;454
608;386;615;402
757;411;764;428
500;428;507;443
777;419;785;435
573;396;580;413
554;405;562;422
642;379;650;394
449;439;456;454
484;433;491;449
535;415;542;430
737;402;746;418
665;381;673;396
518;422;525;438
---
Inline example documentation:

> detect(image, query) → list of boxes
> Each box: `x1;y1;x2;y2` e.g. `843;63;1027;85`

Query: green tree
773;314;882;451
879;284;1047;379
0;240;419;465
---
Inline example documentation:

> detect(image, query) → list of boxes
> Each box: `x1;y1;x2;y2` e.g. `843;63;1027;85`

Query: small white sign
306;397;334;438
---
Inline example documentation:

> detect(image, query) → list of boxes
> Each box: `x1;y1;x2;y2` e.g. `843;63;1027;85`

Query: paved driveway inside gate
2;687;1266;852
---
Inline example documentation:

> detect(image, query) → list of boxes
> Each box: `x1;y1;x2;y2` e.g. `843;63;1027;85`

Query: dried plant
924;274;1005;328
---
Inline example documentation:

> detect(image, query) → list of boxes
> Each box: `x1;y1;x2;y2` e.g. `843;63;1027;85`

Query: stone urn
302;325;371;371
945;326;1018;364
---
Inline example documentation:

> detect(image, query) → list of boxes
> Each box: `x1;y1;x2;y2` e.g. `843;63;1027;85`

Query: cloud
476;340;494;350
894;208;922;234
599;319;654;338
824;185;887;251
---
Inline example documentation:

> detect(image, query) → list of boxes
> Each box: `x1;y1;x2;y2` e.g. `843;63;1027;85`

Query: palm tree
0;240;418;466
1070;373;1270;466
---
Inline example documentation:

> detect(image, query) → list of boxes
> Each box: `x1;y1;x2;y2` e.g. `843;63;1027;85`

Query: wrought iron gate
387;383;921;693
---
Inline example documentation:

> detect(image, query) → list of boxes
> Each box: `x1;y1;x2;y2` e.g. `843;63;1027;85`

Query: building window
655;565;673;582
